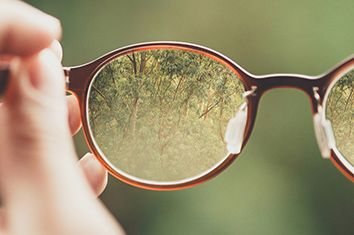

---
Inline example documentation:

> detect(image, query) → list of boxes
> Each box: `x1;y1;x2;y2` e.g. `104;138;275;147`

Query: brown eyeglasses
1;41;354;190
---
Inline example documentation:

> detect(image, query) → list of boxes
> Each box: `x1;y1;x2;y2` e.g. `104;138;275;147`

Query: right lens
325;68;354;165
86;47;246;183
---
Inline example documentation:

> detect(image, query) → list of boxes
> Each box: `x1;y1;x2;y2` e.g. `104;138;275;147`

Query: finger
78;153;108;197
0;49;69;183
0;1;61;56
0;49;86;211
0;208;5;230
67;95;82;135
0;48;122;235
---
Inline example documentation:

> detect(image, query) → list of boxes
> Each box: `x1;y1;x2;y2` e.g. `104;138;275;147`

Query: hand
0;1;124;234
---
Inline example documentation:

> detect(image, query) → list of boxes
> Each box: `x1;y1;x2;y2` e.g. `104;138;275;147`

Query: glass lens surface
326;68;354;165
87;48;245;182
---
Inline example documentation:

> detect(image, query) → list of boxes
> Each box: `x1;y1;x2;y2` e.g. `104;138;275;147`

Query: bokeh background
25;0;354;234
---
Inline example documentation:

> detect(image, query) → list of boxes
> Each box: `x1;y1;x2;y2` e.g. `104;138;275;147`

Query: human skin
0;0;124;234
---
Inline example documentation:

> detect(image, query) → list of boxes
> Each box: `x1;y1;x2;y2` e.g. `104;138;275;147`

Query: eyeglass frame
0;41;353;190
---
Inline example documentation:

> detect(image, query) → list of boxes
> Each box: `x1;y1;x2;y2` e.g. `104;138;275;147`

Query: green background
25;0;354;234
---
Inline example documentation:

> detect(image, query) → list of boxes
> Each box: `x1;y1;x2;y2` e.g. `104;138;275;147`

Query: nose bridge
257;73;317;90
248;73;323;113
252;73;321;97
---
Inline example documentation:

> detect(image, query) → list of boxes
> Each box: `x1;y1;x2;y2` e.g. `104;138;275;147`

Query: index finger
0;0;62;56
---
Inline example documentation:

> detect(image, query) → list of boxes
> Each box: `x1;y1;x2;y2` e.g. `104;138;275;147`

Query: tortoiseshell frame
1;41;354;190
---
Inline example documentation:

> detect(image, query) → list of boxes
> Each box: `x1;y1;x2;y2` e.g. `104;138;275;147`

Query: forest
88;49;245;181
326;68;354;165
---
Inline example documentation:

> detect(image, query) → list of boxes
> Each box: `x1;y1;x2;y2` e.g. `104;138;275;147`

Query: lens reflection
88;49;245;182
326;68;354;165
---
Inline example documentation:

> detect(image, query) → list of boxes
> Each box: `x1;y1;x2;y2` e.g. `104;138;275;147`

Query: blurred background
25;0;354;234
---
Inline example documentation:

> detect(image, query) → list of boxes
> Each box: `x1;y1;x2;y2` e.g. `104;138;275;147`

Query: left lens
87;47;245;183
325;67;354;165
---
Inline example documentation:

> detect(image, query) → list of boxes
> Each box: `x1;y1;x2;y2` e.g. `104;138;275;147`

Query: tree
88;49;245;181
326;68;354;164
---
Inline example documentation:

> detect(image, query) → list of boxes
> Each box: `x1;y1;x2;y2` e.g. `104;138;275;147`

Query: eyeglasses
1;41;354;190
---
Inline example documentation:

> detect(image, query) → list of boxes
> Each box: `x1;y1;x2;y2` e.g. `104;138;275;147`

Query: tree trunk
219;98;225;142
139;53;146;73
204;83;213;121
130;97;139;136
185;100;190;116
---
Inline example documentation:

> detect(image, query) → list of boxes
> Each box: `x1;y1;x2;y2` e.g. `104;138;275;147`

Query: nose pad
313;105;336;159
224;102;248;154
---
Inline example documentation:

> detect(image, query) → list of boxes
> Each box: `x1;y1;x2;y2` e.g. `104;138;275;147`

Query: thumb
0;49;92;216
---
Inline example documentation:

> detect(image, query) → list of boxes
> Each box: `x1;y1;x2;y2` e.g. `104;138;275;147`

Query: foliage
88;49;245;181
326;68;354;164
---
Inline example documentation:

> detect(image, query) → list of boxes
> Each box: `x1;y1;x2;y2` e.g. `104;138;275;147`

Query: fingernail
49;40;63;61
79;153;96;170
81;152;94;161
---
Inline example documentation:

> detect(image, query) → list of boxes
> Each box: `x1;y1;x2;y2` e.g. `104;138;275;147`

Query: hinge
63;67;70;90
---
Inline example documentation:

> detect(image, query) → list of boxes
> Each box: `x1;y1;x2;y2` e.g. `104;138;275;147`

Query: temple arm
0;64;9;98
